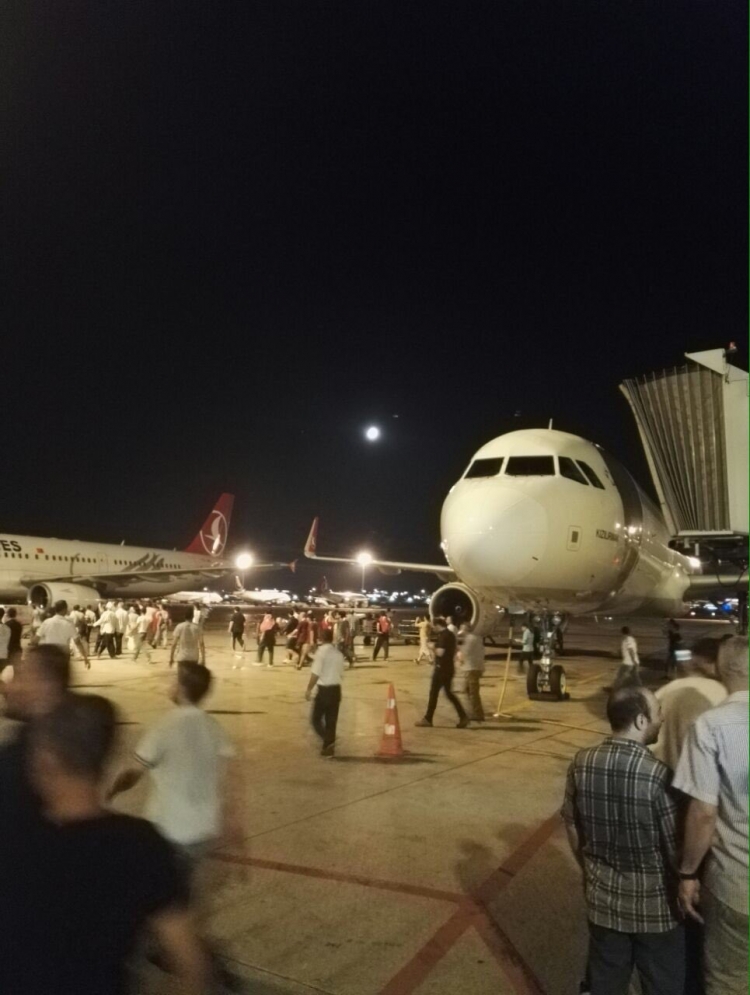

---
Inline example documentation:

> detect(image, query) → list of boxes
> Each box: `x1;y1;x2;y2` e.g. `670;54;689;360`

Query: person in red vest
372;612;392;661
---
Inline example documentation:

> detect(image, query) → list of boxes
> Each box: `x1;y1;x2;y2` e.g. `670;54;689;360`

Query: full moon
365;425;381;441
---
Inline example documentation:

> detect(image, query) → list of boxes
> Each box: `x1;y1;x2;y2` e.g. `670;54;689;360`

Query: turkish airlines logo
201;510;228;556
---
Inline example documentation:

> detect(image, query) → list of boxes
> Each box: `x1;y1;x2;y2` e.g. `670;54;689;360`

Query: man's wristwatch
678;871;700;881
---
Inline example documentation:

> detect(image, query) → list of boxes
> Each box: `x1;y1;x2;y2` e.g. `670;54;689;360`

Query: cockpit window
464;457;504;479
559;457;589;485
577;460;605;489
504;456;555;476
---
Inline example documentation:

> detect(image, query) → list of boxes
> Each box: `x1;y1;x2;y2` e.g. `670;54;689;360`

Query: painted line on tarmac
378;815;559;995
210;852;465;905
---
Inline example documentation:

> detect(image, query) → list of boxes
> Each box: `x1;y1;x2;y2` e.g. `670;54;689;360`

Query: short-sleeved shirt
42;814;188;995
652;676;727;771
135;705;235;845
621;636;639;666
521;629;534;652
562;738;679;933
459;633;485;672
311;644;345;686
171;621;202;662
37;615;77;648
434;628;457;669
673;690;749;915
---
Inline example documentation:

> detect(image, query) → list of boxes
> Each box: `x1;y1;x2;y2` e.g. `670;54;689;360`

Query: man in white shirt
674;636;749;995
517;623;535;673
96;603;117;659
107;661;241;987
415;616;434;665
35;600;89;669
614;626;641;688
113;602;128;656
652;638;727;771
305;629;345;757
169;610;205;667
458;623;485;722
133;610;153;662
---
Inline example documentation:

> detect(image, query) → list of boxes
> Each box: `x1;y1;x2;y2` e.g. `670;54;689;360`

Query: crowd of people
0;598;745;994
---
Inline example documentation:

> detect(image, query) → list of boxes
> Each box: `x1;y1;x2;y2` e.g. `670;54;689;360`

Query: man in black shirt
3;606;23;667
27;694;210;995
415;616;469;728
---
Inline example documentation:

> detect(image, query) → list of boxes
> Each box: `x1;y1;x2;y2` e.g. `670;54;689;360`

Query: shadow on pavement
332;753;439;765
207;710;267;716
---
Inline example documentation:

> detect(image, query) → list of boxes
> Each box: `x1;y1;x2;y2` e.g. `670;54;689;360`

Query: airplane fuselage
439;429;693;617
0;535;226;604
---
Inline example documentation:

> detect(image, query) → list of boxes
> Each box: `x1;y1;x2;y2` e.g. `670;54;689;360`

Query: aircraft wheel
550;665;567;700
526;663;543;696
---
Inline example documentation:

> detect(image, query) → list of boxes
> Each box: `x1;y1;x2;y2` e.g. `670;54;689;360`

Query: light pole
235;552;254;591
356;551;373;593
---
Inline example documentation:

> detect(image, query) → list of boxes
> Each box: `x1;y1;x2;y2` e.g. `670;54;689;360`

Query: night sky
1;2;746;588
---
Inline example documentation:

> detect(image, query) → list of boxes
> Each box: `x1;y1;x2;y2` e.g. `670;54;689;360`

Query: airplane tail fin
304;517;319;557
185;494;235;556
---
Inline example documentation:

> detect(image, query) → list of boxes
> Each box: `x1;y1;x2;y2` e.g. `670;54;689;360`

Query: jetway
620;348;748;538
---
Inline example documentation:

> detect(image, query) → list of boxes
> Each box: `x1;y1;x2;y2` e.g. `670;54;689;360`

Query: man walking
615;626;641;687
415;615;433;665
458;623;485;722
305;629;345;757
561;686;684;995
96;602;117;659
169;608;205;667
27;694;210;995
0;612;10;676
518;622;534;673
35;600;89;668
294;611;312;669
673;636;748;995
372;611;391;661
4;607;23;669
113;602;128;657
229;608;246;652
415;617;469;728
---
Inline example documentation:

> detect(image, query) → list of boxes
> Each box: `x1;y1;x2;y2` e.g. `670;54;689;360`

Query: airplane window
577;461;606;489
559;457;589;485
504;456;555;476
464;457;504;479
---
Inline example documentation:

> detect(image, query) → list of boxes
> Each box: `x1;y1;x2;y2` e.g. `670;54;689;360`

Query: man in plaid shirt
562;686;684;995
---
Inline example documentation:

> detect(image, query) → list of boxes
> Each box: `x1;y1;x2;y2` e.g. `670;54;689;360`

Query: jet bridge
620;348;748;622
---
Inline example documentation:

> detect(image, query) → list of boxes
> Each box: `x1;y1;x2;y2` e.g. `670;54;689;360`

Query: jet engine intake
28;583;101;609
429;583;505;639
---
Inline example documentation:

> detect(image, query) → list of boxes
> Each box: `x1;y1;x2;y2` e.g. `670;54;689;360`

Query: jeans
97;633;116;659
258;639;275;664
703;888;748;995
231;633;244;650
425;666;466;723
312;685;341;749
588;921;685;995
373;633;390;660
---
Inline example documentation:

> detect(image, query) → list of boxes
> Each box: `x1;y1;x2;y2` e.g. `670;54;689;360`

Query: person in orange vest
372;612;392;661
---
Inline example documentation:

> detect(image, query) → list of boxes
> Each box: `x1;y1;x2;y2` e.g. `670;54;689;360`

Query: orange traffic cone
377;683;404;758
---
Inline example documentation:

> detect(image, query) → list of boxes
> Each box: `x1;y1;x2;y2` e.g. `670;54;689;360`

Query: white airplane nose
440;483;549;587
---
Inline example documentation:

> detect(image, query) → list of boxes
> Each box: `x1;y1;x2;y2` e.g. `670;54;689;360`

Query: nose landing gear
526;612;570;701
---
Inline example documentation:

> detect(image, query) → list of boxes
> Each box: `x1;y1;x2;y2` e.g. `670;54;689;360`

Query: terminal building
620;346;748;626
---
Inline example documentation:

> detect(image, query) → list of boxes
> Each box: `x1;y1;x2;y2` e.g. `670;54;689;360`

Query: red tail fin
185;494;234;556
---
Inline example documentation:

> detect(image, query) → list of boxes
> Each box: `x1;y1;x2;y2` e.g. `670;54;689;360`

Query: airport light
356;550;373;592
235;551;254;589
365;425;381;442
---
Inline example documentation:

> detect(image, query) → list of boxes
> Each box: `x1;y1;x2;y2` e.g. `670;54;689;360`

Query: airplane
302;427;730;643
232;582;293;605
0;494;284;607
310;576;369;609
165;591;225;606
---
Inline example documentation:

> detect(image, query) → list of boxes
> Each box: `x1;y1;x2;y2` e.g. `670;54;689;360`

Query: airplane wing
303;518;456;582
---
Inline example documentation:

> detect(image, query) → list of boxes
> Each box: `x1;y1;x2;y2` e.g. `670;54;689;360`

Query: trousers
373;633;390;660
464;671;484;721
425;666;466;722
703;888;748;995
588;921;685;995
312;685;341;749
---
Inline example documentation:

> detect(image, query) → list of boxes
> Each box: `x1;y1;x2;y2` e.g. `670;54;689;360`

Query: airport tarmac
41;616;735;994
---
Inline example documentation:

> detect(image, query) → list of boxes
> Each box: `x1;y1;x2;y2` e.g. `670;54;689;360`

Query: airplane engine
28;582;101;609
429;583;505;639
